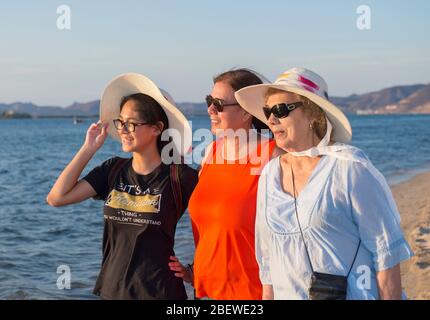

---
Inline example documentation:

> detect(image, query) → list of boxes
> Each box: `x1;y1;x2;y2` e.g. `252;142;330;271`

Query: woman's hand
46;121;108;207
168;256;194;285
84;120;109;151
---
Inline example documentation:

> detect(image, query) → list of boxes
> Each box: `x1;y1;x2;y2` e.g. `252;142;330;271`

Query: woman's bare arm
46;121;108;207
376;264;402;300
262;284;274;300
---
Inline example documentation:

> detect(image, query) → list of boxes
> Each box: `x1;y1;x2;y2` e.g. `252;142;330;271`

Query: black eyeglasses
262;102;303;120
205;95;239;112
113;118;150;132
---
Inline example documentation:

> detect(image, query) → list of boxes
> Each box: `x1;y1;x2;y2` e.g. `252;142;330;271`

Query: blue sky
0;0;429;106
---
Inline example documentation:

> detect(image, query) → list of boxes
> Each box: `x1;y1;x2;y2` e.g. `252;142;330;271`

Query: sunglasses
205;95;239;112
262;102;303;120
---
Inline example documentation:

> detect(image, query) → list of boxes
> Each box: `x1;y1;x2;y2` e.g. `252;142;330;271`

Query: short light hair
265;88;328;139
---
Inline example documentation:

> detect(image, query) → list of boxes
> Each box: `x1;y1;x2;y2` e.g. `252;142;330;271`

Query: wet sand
392;172;430;299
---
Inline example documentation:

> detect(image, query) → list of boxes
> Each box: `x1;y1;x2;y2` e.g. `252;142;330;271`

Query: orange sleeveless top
188;138;276;300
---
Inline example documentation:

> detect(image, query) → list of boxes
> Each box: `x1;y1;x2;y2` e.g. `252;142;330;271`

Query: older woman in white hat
235;67;413;300
47;73;198;300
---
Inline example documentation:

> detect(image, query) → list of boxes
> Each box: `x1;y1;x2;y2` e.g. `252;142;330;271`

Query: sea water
0;114;429;299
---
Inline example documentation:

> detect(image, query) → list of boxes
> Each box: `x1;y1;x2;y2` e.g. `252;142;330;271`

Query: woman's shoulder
175;163;198;179
96;156;129;171
199;139;219;167
331;143;370;168
176;163;197;172
331;144;384;184
261;155;280;177
332;142;368;158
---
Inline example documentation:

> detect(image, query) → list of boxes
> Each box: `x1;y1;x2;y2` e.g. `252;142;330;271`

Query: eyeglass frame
262;101;304;120
205;94;239;112
113;118;151;133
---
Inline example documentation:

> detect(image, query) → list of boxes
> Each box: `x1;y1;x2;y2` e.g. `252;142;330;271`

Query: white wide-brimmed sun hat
235;67;352;143
100;73;192;157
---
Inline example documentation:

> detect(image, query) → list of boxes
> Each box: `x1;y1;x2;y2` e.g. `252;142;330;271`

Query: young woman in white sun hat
47;73;198;300
235;67;413;300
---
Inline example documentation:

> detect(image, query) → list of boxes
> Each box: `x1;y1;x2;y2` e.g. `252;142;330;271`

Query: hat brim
100;73;192;156
235;84;352;143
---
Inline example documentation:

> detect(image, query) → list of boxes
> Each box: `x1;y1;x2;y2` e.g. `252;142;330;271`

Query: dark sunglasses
205;95;239;112
262;102;303;120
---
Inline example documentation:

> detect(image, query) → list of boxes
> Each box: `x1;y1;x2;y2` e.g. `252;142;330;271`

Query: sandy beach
392;172;430;300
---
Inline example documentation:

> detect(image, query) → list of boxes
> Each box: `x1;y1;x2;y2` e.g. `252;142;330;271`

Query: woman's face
117;100;161;154
265;91;314;152
208;81;251;135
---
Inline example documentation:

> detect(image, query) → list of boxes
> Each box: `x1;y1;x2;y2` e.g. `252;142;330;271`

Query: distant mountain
0;100;207;118
0;101;99;117
1;83;430;117
330;84;430;114
65;101;100;115
0;102;63;117
394;84;430;113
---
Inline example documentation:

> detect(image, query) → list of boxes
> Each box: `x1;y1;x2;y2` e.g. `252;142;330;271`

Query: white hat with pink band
235;67;352;144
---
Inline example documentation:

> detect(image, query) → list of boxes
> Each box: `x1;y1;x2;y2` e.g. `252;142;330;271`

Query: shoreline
386;163;430;187
391;171;430;299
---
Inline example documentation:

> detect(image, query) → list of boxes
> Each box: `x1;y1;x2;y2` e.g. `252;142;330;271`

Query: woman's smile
121;135;134;146
210;117;220;125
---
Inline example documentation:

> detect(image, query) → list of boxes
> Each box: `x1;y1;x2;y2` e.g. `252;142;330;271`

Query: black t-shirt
83;157;198;300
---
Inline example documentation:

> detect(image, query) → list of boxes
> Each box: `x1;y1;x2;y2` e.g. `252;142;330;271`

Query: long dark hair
213;68;270;133
119;93;170;155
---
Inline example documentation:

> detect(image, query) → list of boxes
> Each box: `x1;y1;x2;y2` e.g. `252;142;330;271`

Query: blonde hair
265;88;328;139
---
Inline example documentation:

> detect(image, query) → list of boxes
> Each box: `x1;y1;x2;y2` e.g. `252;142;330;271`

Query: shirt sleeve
348;161;414;271
255;166;273;285
82;157;119;201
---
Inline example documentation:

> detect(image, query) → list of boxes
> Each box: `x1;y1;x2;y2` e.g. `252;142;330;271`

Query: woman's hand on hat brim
84;120;109;152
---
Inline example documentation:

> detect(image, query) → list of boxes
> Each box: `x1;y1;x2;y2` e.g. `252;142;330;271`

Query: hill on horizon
1;83;430;118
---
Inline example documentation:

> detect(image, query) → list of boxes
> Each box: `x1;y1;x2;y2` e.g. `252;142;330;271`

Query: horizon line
1;81;428;108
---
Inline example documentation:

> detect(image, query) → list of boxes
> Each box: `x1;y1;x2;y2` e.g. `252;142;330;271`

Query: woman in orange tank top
168;69;282;299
